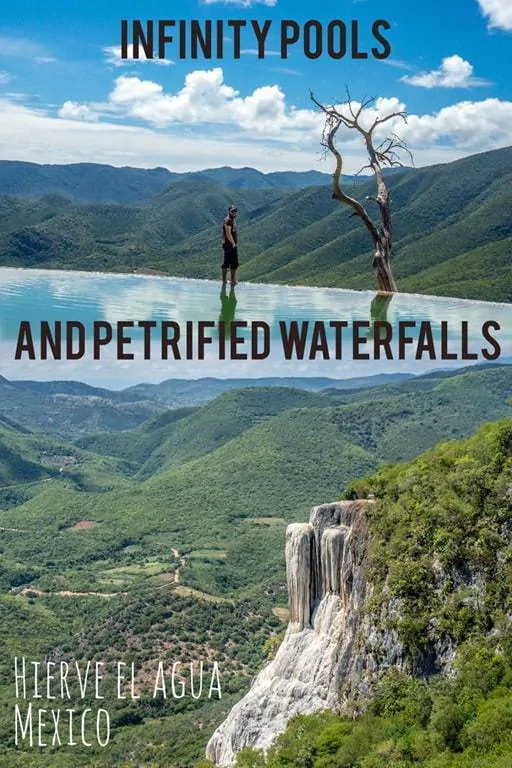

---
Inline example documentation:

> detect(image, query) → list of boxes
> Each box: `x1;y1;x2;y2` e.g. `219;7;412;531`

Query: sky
0;0;510;173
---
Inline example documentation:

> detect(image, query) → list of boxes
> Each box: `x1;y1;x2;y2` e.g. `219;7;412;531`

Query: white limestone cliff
206;501;404;766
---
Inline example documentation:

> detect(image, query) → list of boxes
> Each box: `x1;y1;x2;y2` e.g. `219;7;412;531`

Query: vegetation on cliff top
364;418;512;656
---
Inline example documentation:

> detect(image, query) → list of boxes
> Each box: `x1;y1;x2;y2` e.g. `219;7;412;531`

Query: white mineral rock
206;501;401;766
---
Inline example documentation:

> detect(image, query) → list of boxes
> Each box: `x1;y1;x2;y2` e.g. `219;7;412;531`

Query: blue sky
0;0;510;172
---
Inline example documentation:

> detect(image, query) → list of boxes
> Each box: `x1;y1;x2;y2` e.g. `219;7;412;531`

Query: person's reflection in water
218;283;237;340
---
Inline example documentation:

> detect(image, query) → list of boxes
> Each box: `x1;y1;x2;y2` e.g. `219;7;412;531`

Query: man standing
221;205;239;285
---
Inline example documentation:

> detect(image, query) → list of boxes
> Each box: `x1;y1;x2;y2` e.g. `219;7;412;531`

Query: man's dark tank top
222;215;237;245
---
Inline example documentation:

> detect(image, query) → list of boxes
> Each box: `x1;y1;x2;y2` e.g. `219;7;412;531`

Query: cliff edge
206;500;404;765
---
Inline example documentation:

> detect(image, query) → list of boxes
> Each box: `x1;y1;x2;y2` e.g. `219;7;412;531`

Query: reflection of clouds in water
0;268;510;388
1;267;511;324
1;268;367;323
389;296;510;331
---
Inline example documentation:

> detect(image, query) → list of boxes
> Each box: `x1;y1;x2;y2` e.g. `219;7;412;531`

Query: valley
0;364;510;765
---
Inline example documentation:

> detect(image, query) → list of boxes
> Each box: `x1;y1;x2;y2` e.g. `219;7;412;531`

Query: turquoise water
0;268;510;388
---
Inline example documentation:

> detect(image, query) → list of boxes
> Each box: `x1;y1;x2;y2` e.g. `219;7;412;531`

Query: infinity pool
0;268;510;388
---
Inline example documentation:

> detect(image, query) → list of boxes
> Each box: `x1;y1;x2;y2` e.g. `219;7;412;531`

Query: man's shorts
222;244;239;270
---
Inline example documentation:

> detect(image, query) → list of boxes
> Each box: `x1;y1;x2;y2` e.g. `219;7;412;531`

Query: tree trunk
372;240;397;293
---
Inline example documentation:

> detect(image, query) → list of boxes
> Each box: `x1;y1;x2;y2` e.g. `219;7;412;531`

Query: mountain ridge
0;160;333;203
0;146;510;300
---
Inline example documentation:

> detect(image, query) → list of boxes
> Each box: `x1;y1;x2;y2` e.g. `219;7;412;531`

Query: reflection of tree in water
368;292;393;343
218;284;237;339
371;292;393;324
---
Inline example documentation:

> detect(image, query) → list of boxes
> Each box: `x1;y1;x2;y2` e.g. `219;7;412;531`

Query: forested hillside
0;161;332;203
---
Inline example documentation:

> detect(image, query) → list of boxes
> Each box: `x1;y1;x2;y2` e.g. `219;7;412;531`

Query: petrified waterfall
285;523;313;629
206;500;399;766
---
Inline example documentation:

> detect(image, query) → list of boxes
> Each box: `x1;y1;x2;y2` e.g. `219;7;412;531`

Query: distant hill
0;147;510;300
0;179;286;270
77;387;324;478
192;166;335;190
78;365;512;488
124;373;413;406
0;363;510;765
0;414;131;492
0;161;332;204
161;147;512;302
0;375;165;437
0;363;508;595
0;373;412;437
0;161;178;204
0;416;51;487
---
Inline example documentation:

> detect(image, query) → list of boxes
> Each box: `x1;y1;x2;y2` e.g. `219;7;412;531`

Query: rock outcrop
206;501;404;766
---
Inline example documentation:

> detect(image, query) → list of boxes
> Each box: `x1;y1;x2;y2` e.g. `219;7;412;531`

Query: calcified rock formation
206;501;404;766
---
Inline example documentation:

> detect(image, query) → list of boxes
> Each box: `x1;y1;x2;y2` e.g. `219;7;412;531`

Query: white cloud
401;55;490;88
51;69;512;163
0;71;11;84
59;101;99;122
478;0;512;30
383;59;414;71
105;69;322;138
0;98;319;172
0;35;51;60
402;98;512;150
331;96;512;156
35;56;57;64
54;69;512;159
103;44;174;67
270;66;302;76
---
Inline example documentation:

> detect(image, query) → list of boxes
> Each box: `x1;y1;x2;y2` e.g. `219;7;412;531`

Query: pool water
0;268;510;388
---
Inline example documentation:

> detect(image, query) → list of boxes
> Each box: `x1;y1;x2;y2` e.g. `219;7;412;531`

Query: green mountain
0;161;178;204
0;373;412;438
0;414;134;496
77;387;324;478
0;161;332;203
160;147;512;301
193;166;334;190
0;364;509;597
0;415;51;487
123;373;413;406
0;180;286;271
80;364;512;480
0;375;166;437
0;147;510;300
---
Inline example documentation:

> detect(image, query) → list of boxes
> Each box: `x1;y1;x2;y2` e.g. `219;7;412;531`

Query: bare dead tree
310;91;411;293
